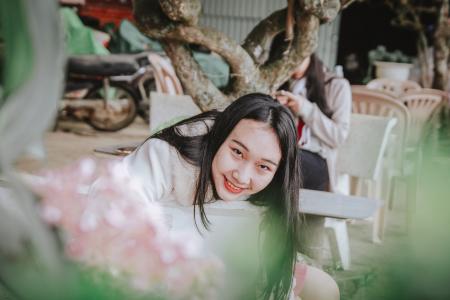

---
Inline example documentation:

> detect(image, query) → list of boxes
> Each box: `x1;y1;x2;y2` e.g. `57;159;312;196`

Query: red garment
297;118;305;142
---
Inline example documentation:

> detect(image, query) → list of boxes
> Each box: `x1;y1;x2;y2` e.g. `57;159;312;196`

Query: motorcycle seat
67;54;140;76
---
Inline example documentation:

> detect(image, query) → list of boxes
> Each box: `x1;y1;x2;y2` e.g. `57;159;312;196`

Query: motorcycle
60;52;156;131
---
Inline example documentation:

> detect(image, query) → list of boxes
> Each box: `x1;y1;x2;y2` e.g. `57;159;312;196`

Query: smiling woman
212;119;282;201
120;93;339;300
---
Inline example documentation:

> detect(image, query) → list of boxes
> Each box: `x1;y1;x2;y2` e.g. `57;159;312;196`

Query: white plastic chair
351;86;411;209
367;78;421;97
397;91;443;225
149;91;201;133
326;114;397;270
400;90;443;148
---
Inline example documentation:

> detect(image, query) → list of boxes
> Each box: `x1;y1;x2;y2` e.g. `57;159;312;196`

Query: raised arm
299;78;352;148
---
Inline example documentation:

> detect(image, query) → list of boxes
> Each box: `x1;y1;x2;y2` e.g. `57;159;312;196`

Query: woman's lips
224;176;244;194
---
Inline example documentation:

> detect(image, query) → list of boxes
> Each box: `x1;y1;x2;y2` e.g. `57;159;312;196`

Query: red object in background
78;0;134;27
297;119;304;142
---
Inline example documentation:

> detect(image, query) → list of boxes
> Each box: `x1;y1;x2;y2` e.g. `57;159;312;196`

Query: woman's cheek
222;152;236;169
258;174;275;191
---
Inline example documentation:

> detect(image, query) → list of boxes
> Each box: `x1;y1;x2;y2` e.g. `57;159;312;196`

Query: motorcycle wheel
84;83;138;132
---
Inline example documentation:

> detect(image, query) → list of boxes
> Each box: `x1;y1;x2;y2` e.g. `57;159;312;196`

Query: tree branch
341;0;360;10
241;9;287;64
286;0;295;41
260;12;320;92
432;0;449;89
303;0;341;23
142;25;261;93
158;0;201;25
162;42;231;110
135;0;345;109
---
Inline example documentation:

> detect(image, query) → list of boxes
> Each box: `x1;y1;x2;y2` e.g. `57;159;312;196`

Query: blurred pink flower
29;157;223;299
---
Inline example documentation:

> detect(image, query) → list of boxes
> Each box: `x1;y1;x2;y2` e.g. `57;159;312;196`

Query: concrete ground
15;117;430;300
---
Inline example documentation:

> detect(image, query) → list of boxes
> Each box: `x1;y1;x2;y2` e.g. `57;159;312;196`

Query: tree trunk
417;32;432;88
432;0;450;90
134;0;345;110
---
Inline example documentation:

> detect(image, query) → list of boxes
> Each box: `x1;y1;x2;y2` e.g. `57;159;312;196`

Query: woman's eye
232;148;243;157
259;165;271;171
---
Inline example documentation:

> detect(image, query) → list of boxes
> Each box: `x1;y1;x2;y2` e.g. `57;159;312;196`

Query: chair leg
372;202;387;243
324;218;351;270
388;176;396;210
370;181;385;243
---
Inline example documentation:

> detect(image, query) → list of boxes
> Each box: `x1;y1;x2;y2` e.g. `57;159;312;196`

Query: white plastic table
299;189;378;219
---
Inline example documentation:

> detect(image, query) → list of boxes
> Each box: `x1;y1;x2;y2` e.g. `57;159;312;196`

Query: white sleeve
121;138;174;203
297;78;352;149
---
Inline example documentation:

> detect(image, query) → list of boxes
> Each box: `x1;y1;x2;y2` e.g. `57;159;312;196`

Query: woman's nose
232;165;251;185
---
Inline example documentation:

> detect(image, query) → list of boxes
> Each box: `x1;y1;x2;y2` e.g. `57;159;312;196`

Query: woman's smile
223;176;246;194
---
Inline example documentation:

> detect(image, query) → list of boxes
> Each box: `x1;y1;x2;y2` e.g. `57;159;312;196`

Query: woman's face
291;56;311;80
211;119;282;201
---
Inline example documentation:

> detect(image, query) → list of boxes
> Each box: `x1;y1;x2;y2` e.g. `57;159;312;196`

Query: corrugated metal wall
199;0;341;69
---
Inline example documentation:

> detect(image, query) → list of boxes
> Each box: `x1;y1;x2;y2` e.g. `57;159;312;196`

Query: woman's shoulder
324;72;351;97
324;72;350;87
128;138;184;173
140;137;175;155
127;137;199;206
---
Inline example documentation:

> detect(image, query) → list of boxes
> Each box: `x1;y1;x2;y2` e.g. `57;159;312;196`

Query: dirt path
16;118;150;173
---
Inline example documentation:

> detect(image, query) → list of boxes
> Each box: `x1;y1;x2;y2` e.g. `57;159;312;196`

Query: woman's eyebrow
261;158;278;167
231;139;248;151
231;139;278;167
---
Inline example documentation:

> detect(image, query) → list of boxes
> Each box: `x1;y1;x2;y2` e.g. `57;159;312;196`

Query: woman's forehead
228;119;282;162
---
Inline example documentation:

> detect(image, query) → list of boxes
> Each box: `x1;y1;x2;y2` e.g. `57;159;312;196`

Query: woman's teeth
225;178;243;193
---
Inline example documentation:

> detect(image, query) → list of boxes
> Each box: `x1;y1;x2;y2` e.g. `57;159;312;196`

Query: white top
121;138;265;299
288;73;352;191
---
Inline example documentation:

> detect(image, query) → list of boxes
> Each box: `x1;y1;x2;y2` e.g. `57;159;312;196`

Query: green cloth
60;7;109;55
192;51;229;88
111;20;229;88
106;19;164;54
0;0;34;104
120;19;164;53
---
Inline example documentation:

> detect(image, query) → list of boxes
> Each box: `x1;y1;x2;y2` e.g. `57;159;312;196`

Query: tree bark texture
417;32;432;88
384;0;450;90
134;0;346;110
433;0;450;90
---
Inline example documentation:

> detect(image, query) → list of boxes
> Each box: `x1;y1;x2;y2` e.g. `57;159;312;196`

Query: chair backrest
149;91;201;132
399;90;443;146
415;88;448;101
367;78;421;97
336;114;397;180
351;86;410;172
148;53;184;95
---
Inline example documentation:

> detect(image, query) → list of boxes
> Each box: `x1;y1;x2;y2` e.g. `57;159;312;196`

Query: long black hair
152;93;301;299
304;54;332;117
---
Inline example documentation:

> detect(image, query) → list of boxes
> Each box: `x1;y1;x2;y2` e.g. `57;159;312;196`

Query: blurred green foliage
0;0;34;107
366;112;450;300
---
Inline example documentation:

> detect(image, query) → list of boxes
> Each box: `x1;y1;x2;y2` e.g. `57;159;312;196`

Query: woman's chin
215;187;237;201
218;191;236;201
217;189;250;201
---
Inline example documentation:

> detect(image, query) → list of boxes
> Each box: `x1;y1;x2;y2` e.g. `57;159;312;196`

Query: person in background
273;46;352;192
